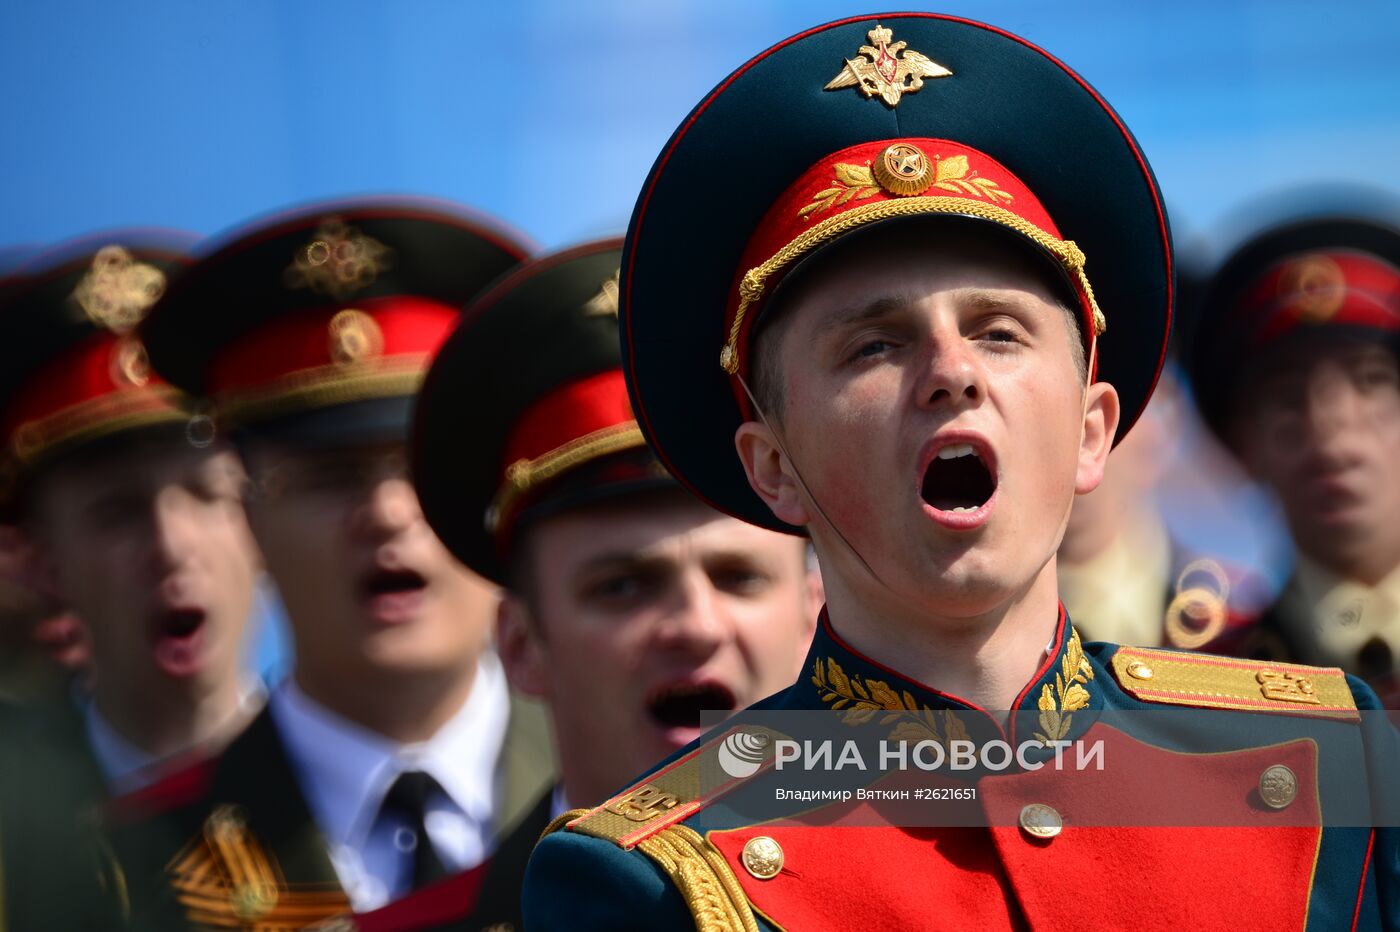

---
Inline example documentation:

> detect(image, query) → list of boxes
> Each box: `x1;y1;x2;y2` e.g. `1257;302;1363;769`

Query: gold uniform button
741;836;784;880
1258;764;1299;810
1125;660;1154;680
1018;803;1063;840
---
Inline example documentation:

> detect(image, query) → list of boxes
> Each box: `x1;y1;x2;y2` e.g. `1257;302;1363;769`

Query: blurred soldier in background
1058;241;1269;652
412;240;820;905
0;247;92;704
0;232;262;790
111;198;552;930
0;521;90;704
1188;212;1400;705
0;231;263;927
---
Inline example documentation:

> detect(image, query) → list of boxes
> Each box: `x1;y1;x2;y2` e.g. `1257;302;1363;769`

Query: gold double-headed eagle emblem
583;269;620;318
825;25;952;107
71;245;166;333
284;218;391;300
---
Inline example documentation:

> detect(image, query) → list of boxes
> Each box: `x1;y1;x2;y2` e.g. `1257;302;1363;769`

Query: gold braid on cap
720;197;1105;374
6;387;186;466
486;421;647;533
214;355;428;426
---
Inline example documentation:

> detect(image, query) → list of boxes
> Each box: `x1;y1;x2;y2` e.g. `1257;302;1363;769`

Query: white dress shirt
1288;556;1400;670
270;652;511;911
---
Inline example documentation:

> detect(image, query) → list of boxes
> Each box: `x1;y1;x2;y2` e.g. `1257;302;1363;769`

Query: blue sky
3;0;1398;261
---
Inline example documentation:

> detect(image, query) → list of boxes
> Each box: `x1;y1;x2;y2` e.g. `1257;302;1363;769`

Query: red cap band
490;368;647;541
718;137;1103;411
501;369;636;472
3;332;181;460
208;295;460;398
1237;250;1400;347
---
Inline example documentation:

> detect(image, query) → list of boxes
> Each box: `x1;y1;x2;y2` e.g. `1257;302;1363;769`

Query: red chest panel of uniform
710;730;1323;930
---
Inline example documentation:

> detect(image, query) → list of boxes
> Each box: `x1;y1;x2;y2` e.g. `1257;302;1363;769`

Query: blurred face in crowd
1228;339;1400;584
735;224;1117;624
498;490;819;805
29;440;258;708
243;440;496;689
0;523;90;676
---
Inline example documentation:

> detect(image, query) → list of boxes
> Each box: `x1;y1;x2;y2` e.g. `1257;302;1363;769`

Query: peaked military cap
413;239;676;584
0;246;40;275
618;13;1174;533
0;230;200;506
1187;212;1400;434
140;196;531;447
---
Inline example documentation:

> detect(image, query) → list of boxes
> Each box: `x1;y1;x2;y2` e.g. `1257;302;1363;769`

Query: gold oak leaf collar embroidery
809;630;1099;749
1036;630;1094;744
811;655;973;747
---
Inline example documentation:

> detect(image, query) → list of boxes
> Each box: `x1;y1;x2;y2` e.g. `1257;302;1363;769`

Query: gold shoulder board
538;727;781;932
546;727;778;932
1111;646;1358;720
565;726;783;849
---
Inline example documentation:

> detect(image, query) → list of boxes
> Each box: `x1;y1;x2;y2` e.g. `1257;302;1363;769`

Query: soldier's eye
583;571;659;606
852;339;892;359
87;495;147;529
980;326;1021;344
284;461;365;496
710;566;770;595
1357;364;1399;391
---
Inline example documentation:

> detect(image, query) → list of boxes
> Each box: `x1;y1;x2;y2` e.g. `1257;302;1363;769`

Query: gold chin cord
735;373;893;596
1082;332;1100;426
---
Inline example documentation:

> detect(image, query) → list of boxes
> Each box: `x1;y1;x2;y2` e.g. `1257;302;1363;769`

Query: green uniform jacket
109;691;553;931
0;697;122;931
525;608;1400;931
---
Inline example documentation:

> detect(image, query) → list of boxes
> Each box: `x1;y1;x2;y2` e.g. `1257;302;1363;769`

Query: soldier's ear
735;420;813;527
804;556;825;625
1074;380;1120;495
496;594;550;699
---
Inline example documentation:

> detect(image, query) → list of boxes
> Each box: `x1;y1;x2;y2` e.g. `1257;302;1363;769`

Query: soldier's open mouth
359;568;429;624
646;682;737;729
920;443;996;512
158;608;205;639
151;608;208;677
361;568;428;598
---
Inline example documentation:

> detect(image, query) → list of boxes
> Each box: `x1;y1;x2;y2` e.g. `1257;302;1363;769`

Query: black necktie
380;770;448;891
